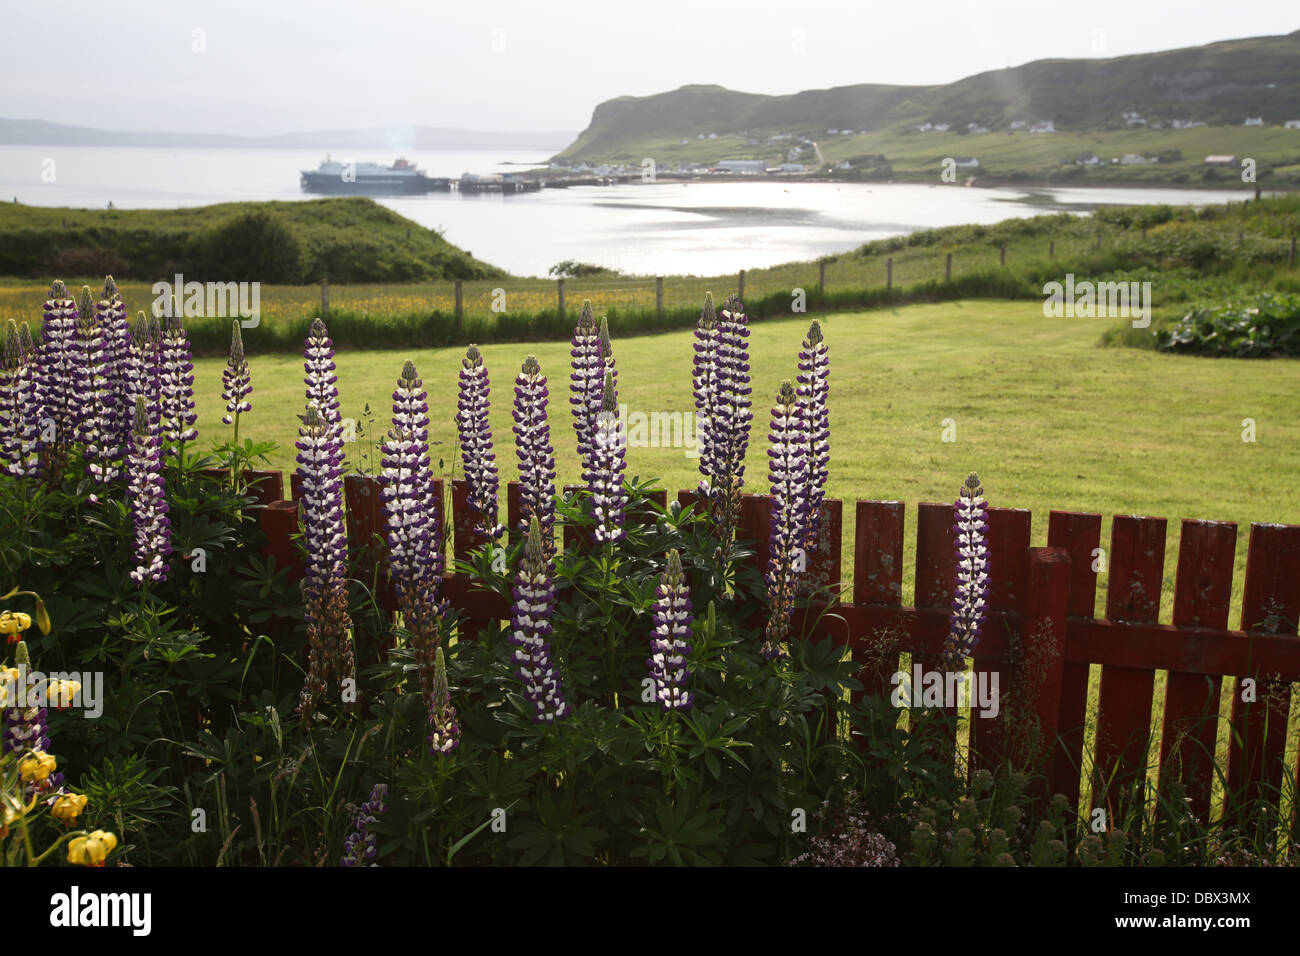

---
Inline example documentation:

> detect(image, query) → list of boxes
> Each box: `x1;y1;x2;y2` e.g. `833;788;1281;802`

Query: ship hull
300;172;451;195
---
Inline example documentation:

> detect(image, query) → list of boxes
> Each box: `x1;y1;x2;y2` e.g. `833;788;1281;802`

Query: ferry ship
300;157;451;195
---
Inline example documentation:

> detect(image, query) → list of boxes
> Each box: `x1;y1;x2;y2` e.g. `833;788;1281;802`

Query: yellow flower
1;611;31;642
45;679;80;710
67;830;117;866
18;750;56;783
51;792;88;825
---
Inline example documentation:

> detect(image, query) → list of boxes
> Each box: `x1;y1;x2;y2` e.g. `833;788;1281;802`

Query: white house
967;123;989;134
835;160;852;170
1076;153;1100;166
779;163;806;172
1285;120;1300;129
1244;117;1264;126
1009;120;1028;131
953;157;980;169
1119;153;1146;165
1030;120;1056;133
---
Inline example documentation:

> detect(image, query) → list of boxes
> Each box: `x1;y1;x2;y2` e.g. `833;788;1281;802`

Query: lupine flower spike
456;344;503;539
427;646;460;755
797;320;830;585
710;294;753;542
380;360;450;746
304;318;341;427
512;355;556;553
941;473;990;670
35;280;80;476
568;300;602;470
126;397;172;584
762;381;808;660
340;783;388;866
97;277;132;469
0;321;40;478
692;293;721;496
586;373;627;544
221;321;252;439
509;517;569;723
160;308;198;461
648;550;693;710
296;403;355;719
73;291;114;483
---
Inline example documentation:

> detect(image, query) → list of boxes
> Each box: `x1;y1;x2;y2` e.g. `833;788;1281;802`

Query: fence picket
1226;522;1300;817
1094;514;1167;818
1161;519;1235;821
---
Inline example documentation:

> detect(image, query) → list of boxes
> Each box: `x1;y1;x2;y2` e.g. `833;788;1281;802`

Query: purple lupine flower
74;291;114;483
456;344;502;539
304;317;341;427
762;381;809;660
796;320;830;577
34;280;81;475
708;294;753;541
126;397;172;584
512;355;556;552
380;360;452;750
568;300;602;469
159;310;198;460
123;311;162;435
692;293;722;495
427;646;460;755
941;473;990;670
648;550;693;710
340;783;388;867
97;277;132;472
295;403;355;719
220;321;252;440
509;516;569;724
381;360;442;620
1;321;40;478
585;373;627;544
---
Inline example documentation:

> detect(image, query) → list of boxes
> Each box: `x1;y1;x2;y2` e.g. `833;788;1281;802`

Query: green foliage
197;210;304;284
1156;292;1300;357
548;260;617;278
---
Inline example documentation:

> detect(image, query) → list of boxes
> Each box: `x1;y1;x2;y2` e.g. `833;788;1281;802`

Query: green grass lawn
195;298;1299;621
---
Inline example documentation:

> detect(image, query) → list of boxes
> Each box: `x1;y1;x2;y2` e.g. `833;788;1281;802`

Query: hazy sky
3;0;1296;135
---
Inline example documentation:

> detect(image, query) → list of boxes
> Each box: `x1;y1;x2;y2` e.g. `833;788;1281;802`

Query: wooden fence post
818;260;826;294
738;269;745;302
557;278;565;317
656;276;664;317
945;252;952;282
321;279;329;317
454;280;463;324
1290;236;1296;268
886;257;893;290
1049;240;1055;258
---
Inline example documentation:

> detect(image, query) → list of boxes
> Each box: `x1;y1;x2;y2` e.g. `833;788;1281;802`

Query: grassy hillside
554;31;1300;185
0;197;507;283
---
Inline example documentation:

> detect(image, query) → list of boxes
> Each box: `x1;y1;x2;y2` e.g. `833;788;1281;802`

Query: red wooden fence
241;470;1300;827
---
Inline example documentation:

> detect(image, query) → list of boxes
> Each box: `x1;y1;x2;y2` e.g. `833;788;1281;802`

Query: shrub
196;210;304;284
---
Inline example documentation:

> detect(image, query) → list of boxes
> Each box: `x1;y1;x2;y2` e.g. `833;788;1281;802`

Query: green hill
0;197;506;283
554;30;1300;181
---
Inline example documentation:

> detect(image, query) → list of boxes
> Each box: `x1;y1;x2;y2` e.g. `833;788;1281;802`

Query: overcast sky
2;0;1295;135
